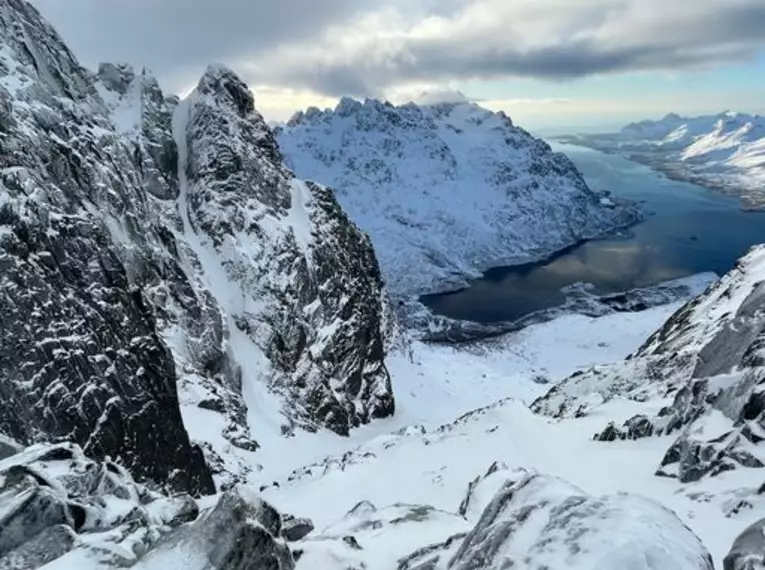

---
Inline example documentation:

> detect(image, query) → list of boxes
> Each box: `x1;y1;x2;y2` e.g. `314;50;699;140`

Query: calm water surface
422;143;765;323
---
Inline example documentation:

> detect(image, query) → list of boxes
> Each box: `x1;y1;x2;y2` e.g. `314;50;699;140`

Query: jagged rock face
1;0;396;496
534;245;765;484
399;471;714;570
96;62;179;201
0;442;200;568
278;97;641;300
0;0;213;495
180;66;394;435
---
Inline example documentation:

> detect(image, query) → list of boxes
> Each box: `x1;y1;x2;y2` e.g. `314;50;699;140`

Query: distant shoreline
555;137;765;213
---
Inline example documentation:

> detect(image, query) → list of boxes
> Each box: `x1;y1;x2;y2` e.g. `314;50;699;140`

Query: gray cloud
29;0;765;98
30;0;376;90
249;0;765;97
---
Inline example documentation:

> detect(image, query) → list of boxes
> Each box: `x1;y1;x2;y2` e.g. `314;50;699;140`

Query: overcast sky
30;0;765;129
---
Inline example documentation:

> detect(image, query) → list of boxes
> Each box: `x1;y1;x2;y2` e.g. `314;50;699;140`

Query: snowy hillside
561;111;765;210
277;97;641;299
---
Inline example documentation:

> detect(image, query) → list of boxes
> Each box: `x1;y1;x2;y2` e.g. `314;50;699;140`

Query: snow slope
561;111;765;210
278;97;641;299
254;301;751;568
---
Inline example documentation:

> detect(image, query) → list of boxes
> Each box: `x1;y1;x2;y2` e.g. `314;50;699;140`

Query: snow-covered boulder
136;487;294;570
0;440;303;569
294;501;469;570
400;471;714;570
724;518;765;570
278;97;641;301
0;442;199;568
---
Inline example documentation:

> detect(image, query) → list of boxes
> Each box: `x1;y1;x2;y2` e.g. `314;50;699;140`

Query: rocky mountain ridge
0;0;394;497
532;244;765;526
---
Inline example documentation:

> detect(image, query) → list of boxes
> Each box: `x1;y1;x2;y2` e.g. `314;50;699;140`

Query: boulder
402;471;714;570
724;518;765;570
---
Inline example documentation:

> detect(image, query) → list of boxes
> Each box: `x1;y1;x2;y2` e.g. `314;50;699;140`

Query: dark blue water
422;143;765;323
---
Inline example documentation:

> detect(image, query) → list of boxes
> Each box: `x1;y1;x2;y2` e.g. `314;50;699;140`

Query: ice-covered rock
135;487;294;570
281;514;315;542
0;442;199;568
278;97;641;304
400;471;714;570
724;518;765;570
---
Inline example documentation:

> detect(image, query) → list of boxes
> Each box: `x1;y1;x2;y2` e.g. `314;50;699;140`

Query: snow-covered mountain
5;1;765;568
0;0;394;496
277;97;641;299
561;111;765;210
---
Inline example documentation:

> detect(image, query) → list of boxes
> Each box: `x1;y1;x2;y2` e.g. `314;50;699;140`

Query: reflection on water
422;144;765;323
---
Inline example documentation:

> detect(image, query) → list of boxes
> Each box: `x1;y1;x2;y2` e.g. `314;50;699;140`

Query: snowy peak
179;64;395;436
335;95;363;116
196;63;255;117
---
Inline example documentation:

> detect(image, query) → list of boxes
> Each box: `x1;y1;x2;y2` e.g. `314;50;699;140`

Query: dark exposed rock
282;514;315;542
144;487;295;570
594;414;655;442
0;442;202;567
658;429;765;483
458;461;506;517
0;479;72;558
0;436;21;461
0;524;76;570
595;422;626;442
725;518;765;570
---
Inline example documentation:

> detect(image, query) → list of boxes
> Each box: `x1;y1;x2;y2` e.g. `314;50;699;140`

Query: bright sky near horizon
30;0;765;131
